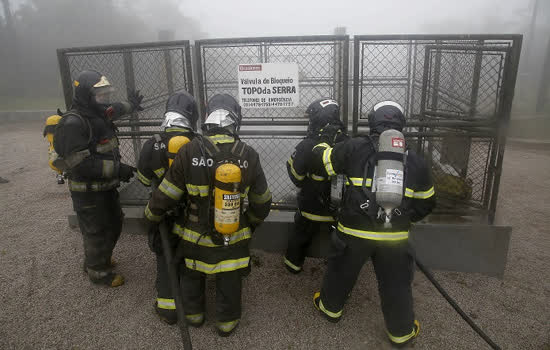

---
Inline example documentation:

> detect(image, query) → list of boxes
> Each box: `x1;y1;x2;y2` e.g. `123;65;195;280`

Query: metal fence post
194;42;206;125
123;50;140;166
56;49;73;110
341;36;350;130
352;38;360;135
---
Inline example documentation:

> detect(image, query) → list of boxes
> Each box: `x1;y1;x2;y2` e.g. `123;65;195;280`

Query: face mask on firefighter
92;86;115;106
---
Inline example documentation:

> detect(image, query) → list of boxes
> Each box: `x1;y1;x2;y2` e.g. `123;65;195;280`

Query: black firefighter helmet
367;100;406;135
162;91;199;131
305;98;342;135
72;70;115;112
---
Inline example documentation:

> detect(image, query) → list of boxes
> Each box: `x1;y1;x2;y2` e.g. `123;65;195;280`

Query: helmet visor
92;86;115;105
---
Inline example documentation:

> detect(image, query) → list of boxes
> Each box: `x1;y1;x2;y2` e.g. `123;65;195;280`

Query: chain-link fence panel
353;35;522;222
57;41;194;205
196;36;349;208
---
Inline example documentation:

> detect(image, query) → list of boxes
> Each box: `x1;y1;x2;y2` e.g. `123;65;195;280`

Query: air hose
415;259;501;350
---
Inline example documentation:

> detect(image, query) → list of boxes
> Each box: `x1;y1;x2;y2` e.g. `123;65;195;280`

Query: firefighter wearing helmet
284;98;348;274
137;91;198;324
53;70;143;287
310;101;436;347
144;94;272;336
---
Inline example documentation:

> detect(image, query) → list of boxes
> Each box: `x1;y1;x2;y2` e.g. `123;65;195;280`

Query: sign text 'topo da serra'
238;63;299;108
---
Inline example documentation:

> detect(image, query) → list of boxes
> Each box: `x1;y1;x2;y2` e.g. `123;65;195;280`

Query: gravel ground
0;120;549;350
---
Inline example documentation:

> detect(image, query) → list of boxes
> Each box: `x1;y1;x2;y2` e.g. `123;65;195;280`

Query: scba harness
198;135;248;246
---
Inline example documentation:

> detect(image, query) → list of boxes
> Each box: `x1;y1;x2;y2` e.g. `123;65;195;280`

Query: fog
0;0;548;115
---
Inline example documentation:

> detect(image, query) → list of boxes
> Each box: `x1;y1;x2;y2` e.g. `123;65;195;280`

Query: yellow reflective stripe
101;160;114;178
184;257;250;274
156;298;175;310
165;127;189;133
312;142;330;151
153;168;166;178
404;186;435;199
337;222;409;241
240;186;250;198
347;177;372;187
387;321;419;344
173;225;251;247
288;158;305;181
284;257;302;271
158;178;184;201
323;147;336;176
137;170;152;186
186;184;209;197
413;186;435;199
208;135;235;144
68;179;119;192
309;173;326;181
217;319;239;332
186;313;204;323
319;299;342;318
301;211;335;222
249;188;271;204
144;204;162;222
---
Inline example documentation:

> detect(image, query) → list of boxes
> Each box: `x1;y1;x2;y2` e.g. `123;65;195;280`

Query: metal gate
352;35;522;222
57;41;194;205
56;35;521;223
195;35;350;209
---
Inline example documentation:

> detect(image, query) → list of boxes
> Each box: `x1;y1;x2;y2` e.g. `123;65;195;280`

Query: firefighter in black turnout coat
144;94;272;336
284;98;348;273
53;70;143;287
137;91;198;324
311;101;436;347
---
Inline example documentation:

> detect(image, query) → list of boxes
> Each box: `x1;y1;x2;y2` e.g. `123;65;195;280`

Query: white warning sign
238;63;299;108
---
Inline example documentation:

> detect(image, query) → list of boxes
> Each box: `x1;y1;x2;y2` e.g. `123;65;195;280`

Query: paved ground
0;120;549;350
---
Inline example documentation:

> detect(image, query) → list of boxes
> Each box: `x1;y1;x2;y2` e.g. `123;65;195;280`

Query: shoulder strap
63;111;93;146
201;135;220;157
230;140;246;158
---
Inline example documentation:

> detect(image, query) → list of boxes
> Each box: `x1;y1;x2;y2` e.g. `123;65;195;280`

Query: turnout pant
155;252;176;313
285;211;325;269
320;229;415;338
148;224;177;313
72;190;123;279
180;267;242;323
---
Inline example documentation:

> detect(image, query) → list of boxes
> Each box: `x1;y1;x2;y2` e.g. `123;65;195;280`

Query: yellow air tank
214;163;241;235
45;115;63;173
167;135;191;167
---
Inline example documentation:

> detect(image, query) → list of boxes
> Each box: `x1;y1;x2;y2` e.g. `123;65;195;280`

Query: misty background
0;0;549;117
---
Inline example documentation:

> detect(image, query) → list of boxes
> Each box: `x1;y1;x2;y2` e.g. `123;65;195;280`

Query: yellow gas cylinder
44;115;63;173
168;135;191;167
214;163;241;235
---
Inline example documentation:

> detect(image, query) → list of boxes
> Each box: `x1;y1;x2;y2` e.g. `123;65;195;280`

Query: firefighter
311;101;436;347
284;98;348;274
144;94;272;336
53;70;143;287
137;91;198;324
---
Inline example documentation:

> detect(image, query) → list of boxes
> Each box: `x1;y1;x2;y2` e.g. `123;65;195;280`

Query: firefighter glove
128;89;144;112
119;163;136;182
